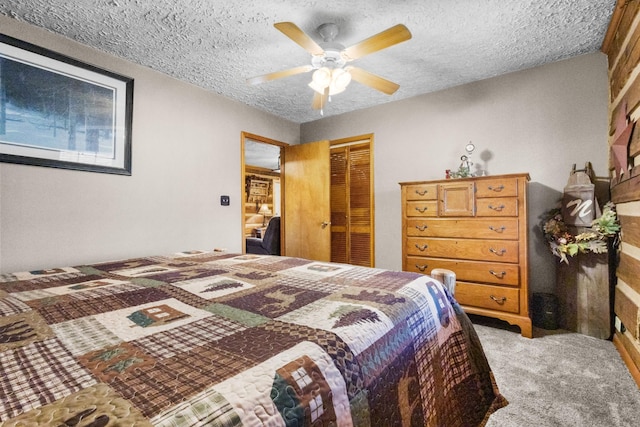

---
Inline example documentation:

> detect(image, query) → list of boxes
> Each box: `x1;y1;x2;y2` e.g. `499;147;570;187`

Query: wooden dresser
400;173;532;338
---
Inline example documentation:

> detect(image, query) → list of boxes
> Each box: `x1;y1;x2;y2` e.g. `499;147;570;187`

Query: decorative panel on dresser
400;173;532;338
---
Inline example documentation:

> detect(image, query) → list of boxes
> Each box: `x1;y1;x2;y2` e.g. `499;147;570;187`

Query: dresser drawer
406;218;518;240
476;197;518;217
406;238;519;263
455;282;520;313
406;257;520;286
405;183;438;201
475;178;519;198
406;200;438;217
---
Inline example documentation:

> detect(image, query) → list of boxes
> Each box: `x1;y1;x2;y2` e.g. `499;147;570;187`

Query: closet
330;135;374;267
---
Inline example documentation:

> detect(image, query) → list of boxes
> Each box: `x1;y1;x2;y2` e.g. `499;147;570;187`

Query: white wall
0;16;299;273
301;52;610;295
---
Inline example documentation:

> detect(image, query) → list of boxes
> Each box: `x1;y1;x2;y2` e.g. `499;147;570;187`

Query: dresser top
399;172;530;186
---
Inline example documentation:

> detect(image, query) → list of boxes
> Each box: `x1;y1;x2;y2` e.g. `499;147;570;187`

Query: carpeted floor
472;316;640;427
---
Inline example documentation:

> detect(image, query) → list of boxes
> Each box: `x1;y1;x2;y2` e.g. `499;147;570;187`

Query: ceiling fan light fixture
309;67;351;95
331;68;351;93
311;67;332;87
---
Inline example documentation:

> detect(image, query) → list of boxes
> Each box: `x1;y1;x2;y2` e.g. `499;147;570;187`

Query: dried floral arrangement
541;201;620;264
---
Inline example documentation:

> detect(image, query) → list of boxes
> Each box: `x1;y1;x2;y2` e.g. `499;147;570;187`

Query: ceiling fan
247;21;412;113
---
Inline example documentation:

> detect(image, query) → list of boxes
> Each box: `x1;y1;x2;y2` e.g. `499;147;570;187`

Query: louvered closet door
330;140;373;267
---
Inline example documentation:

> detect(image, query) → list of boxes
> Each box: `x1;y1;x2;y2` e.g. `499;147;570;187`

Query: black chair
246;216;281;255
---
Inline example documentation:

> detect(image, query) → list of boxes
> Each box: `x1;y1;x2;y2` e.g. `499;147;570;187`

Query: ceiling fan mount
317;23;340;43
247;21;412;113
310;47;346;70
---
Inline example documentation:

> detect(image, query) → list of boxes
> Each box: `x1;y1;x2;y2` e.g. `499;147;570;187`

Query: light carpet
472;316;640;426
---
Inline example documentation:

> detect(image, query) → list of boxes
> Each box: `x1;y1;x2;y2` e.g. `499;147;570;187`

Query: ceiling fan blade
347;66;400;95
342;24;412;61
247;65;313;85
274;22;325;56
311;87;329;110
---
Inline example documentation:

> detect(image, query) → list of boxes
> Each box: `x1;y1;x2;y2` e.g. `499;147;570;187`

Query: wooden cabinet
400;173;532;338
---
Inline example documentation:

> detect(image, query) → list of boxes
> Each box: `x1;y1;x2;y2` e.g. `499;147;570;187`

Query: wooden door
283;140;331;261
330;136;374;267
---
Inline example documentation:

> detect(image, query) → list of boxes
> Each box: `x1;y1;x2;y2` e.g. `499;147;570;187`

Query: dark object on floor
246;216;280;255
531;292;559;330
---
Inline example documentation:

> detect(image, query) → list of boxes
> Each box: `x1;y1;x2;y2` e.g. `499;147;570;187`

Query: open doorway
241;132;286;254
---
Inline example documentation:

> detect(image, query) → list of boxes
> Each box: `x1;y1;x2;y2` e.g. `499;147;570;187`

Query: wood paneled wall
602;0;640;387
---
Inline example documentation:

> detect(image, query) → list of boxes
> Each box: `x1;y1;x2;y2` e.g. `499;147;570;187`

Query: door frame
240;132;288;252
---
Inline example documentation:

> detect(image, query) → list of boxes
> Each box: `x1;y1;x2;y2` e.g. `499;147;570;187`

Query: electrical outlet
220;195;230;206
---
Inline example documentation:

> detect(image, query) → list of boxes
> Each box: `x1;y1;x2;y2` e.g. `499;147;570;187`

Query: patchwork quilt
0;251;507;426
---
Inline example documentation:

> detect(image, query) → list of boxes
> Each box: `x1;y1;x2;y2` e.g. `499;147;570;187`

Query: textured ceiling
0;0;617;124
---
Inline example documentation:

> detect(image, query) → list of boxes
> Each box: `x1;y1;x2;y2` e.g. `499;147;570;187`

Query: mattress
0;250;507;426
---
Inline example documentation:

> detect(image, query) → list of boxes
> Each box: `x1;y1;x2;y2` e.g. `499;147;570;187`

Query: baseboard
613;331;640;389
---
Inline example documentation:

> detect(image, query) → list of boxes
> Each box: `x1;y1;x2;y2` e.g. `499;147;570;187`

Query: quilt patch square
10;267;81;281
277;298;395;356
363;270;423;291
275;274;346;293
107;346;251;419
283;262;352;279
0;270;89;293
0;296;32;317
214;321;305;363
134;316;247;360
366;344;425;427
145;267;227;284
91;257;159;273
35;293;131;324
50;316;122;356
0;383;152;426
223;284;328;318
173;275;256;300
151;387;241;427
0;311;54;352
0;338;97;420
78;341;157;383
93;298;212;341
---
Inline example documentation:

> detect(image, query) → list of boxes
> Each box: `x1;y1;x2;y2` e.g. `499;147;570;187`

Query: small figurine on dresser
448;142;475;178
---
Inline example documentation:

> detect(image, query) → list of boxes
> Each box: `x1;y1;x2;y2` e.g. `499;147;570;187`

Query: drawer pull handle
489;247;507;256
415;264;428;272
489;270;506;278
415;189;429;196
489;225;506;233
488;204;505;211
415;225;428;231
415;206;429;213
490;295;507;304
488;185;505;192
415;244;428;251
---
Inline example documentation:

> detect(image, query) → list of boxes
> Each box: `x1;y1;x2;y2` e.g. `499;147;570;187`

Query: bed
0;250;507;426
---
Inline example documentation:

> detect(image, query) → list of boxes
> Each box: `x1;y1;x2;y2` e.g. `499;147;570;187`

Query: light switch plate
220;195;230;206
